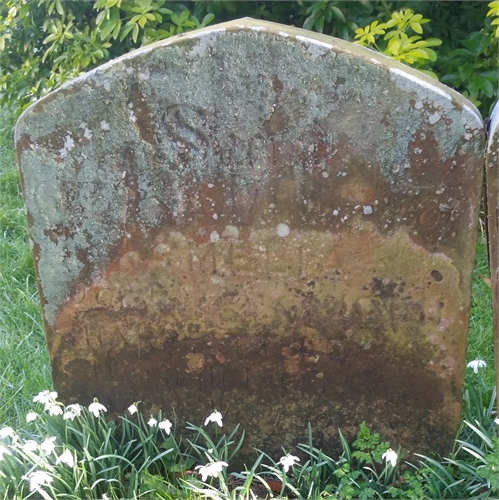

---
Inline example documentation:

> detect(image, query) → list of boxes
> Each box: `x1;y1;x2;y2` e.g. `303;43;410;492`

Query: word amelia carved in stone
16;18;485;462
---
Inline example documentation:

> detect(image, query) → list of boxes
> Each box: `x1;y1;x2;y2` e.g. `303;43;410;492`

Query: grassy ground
0;117;52;428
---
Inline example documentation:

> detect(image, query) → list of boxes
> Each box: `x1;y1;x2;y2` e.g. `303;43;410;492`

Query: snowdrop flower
279;454;300;472
22;441;38;453
88;401;107;418
148;417;158;427
66;404;82;417
195;461;228;482
26;412;37;423
46;403;63;416
0;445;12;460
63;411;76;421
56;449;75;468
158;419;172;434
0;427;15;440
495;417;499;425
467;359;487;374
128;404;138;415
204;410;223;427
382;448;398;467
24;470;53;492
41;437;56;454
33;390;58;405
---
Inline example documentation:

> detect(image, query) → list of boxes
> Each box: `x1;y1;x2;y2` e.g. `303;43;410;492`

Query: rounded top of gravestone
16;17;483;131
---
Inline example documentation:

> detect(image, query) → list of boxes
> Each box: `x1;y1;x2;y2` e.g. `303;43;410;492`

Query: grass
0;120;52;428
0;106;497;498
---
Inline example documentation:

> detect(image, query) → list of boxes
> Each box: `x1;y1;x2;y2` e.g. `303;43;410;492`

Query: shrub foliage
0;0;497;123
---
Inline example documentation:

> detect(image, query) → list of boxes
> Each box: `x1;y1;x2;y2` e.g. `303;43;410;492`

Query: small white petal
0;444;12;460
22;441;38;453
195;461;228;482
63;411;76;421
148;418;158;427
158;419;172;434
279;454;300;472
56;449;75;467
46;404;63;416
88;402;107;418
128;404;138;415
204;410;223;427
66;404;82;416
26;412;37;423
24;471;53;492
41;437;57;454
382;448;398;467
0;427;15;439
494;417;499;425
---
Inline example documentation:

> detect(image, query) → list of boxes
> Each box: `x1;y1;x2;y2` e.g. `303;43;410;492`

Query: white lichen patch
59;134;75;158
222;225;239;240
428;112;441;124
210;231;220;242
276;223;290;237
295;35;331;58
190;28;226;56
100;121;110;131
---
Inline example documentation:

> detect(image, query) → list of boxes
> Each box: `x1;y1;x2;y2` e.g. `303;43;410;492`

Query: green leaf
132;22;139;43
201;13;215;27
55;0;64;16
410;22;422;34
100;20;119;40
112;20;121;39
120;21;135;40
331;6;345;23
96;10;107;27
179;9;190;24
315;16;324;33
477;77;494;97
303;15;315;31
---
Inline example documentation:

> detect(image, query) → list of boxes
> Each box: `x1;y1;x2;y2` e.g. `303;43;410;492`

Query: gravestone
16;19;485;461
485;104;499;398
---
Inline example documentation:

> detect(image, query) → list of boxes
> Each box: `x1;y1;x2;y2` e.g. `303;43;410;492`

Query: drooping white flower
66;404;82;417
40;437;57;454
56;449;75;468
33;390;58;405
88;401;107;418
158;419;172;435
26;412;37;423
204;410;223;427
495;417;499;425
22;441;38;453
46;403;63;416
0;427;15;439
24;470;53;492
63;411;76;421
195;461;228;482
467;359;487;374
0;444;12;460
382;448;398;467
128;404;138;415
148;417;158;427
279;454;300;472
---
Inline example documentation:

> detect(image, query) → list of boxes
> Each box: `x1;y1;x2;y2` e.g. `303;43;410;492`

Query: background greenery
0;1;498;498
0;0;498;125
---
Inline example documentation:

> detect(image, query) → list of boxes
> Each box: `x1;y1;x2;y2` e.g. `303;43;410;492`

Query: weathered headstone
16;19;485;461
485;104;499;399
